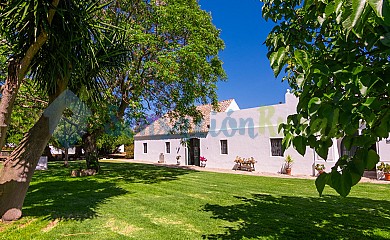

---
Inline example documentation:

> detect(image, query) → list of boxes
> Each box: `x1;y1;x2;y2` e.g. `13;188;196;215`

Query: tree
261;0;390;196
0;0;60;150
52;98;91;167
6;81;48;145
0;0;126;220
81;0;226;164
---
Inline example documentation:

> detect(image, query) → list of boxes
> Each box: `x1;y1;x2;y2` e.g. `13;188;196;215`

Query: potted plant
314;163;325;175
377;162;390;181
176;155;181;165
284;155;294;175
200;156;207;167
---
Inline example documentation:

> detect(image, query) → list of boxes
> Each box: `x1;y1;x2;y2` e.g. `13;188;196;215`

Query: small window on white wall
143;143;147;153
165;142;170;154
221;140;228;154
270;138;283;156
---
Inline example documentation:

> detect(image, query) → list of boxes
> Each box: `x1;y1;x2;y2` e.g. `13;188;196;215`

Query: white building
134;91;390;176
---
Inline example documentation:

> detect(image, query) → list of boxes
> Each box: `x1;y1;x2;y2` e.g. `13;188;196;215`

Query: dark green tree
81;0;226;163
261;0;390;196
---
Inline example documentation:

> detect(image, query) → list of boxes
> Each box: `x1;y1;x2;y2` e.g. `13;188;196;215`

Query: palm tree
0;0;127;221
0;0;60;150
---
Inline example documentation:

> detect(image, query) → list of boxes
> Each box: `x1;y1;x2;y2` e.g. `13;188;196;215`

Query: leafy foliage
79;0;226;157
103;0;226;124
261;0;390;196
6;81;48;145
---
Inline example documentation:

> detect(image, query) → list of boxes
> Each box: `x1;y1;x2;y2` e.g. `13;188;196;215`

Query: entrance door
188;138;200;166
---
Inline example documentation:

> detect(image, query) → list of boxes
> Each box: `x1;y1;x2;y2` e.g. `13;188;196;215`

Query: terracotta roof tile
135;99;234;137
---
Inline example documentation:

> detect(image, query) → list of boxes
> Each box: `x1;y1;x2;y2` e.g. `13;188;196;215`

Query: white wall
378;139;390;162
134;92;339;175
134;138;187;164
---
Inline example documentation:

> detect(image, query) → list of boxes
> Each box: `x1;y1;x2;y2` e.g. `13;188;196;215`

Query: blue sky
199;1;290;109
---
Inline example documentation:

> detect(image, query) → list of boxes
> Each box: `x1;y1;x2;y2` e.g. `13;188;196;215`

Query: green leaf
325;3;335;17
362;97;376;107
366;149;379;169
296;74;305;88
316;143;329;160
269;51;278;67
331;170;352;197
315;172;328;197
342;0;368;33
293;136;306;156
294;50;310;71
271;47;286;77
308;97;321;115
374;120;388;138
368;0;390;25
310;118;323;134
282;134;293;151
352;152;366;175
304;0;314;10
351;172;362;186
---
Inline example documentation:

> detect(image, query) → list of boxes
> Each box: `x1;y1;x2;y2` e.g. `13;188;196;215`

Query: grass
1;161;390;240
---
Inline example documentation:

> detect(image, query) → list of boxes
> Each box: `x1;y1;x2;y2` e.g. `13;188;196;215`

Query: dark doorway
188;138;200;166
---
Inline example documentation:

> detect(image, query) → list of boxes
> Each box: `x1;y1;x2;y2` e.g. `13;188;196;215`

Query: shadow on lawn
24;161;192;220
35;161;193;184
203;194;390;240
98;162;193;184
24;179;128;220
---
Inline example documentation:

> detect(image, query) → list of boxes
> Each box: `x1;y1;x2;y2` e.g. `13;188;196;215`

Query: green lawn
1;161;390;240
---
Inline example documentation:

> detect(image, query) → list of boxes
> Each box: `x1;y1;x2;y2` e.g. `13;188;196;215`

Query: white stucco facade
134;91;390;176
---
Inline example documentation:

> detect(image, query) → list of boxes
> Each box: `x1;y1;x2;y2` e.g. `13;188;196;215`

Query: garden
1;161;390;240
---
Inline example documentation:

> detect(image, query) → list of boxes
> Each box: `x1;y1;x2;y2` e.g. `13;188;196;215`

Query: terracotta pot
286;168;292;175
385;173;390;181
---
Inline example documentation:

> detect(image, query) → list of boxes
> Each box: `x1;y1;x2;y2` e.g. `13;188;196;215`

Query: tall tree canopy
80;0;226;165
261;0;390;196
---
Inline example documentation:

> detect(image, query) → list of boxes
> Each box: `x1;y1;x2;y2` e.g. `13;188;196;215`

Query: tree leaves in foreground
261;0;390;196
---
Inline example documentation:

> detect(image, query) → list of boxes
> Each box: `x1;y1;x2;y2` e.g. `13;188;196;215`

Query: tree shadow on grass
203;194;390;240
24;162;192;220
98;162;194;184
35;161;193;184
23;179;128;221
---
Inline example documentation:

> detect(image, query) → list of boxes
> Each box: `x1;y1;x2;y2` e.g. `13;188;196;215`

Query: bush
125;144;134;159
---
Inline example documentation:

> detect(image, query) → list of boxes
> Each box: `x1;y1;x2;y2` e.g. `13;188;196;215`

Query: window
270;138;283;156
143;143;147;153
165;142;170;154
220;140;228;154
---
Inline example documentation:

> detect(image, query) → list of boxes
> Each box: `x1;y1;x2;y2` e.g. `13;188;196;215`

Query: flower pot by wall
385;173;390;181
286;168;292;175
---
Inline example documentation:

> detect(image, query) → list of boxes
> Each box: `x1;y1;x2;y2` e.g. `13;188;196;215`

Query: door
188;138;200;166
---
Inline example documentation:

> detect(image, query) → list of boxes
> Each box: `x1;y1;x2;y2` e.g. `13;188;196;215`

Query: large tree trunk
81;99;129;170
82;130;100;171
0;60;21;149
0;87;67;221
0;0;60;150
